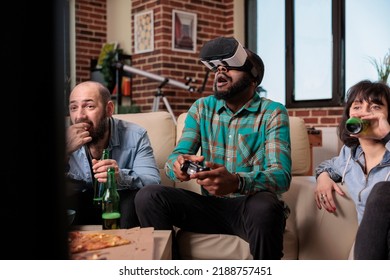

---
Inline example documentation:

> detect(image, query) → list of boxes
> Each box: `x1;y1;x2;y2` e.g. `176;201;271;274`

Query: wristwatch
234;173;244;193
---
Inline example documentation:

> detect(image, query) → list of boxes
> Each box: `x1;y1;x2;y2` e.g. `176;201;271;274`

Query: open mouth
216;74;229;87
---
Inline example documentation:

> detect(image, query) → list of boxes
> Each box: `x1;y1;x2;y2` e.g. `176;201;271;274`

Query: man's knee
367;181;390;208
372;181;390;193
135;185;165;209
246;191;285;226
135;184;156;201
367;181;390;203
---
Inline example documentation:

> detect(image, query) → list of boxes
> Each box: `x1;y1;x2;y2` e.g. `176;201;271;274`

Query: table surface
70;225;172;260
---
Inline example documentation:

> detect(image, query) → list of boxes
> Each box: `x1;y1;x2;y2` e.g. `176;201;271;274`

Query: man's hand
173;154;205;182
66;123;92;155
92;158;119;183
191;162;239;196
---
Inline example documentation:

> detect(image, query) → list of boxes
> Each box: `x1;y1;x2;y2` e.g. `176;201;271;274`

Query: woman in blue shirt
315;80;390;259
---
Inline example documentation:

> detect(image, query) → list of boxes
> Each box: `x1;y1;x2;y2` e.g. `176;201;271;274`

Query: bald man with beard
66;81;160;228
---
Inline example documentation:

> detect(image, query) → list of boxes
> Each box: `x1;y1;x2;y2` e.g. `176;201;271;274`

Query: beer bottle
93;149;110;206
102;167;121;229
345;117;370;135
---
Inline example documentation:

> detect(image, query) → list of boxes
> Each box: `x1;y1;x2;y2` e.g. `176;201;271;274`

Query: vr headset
199;37;260;81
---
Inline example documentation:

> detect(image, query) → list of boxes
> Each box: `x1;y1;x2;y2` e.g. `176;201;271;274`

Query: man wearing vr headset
135;37;291;260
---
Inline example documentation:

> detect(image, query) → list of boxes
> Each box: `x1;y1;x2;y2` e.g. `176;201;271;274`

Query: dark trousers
66;181;140;229
354;181;390;260
134;185;286;260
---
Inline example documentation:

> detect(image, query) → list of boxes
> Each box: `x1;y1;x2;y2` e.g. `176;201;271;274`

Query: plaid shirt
165;93;291;197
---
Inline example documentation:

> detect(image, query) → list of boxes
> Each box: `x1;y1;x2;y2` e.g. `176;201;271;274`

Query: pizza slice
69;231;131;254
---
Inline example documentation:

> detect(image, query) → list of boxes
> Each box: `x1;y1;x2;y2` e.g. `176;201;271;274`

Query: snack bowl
67;209;76;225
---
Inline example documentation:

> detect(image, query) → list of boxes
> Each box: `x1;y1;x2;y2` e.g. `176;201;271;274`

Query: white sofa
114;111;358;259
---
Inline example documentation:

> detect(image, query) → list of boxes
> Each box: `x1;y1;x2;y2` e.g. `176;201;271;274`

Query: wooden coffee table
71;225;172;260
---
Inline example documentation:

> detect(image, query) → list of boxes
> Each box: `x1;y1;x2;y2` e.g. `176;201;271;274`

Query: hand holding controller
180;160;210;175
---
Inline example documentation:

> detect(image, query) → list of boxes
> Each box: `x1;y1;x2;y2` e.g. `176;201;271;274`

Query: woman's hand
351;110;390;140
314;172;345;212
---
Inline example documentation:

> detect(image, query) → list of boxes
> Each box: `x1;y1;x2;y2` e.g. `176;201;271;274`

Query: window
289;0;333;102
345;0;390;94
249;0;286;104
249;0;390;108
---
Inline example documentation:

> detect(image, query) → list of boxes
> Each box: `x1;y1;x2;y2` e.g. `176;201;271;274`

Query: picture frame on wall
134;10;154;54
172;10;197;53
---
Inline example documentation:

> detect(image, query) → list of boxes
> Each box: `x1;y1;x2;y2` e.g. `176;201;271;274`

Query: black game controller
180;160;210;175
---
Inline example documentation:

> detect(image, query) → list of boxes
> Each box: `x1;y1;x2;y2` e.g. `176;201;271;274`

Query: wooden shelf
306;128;322;175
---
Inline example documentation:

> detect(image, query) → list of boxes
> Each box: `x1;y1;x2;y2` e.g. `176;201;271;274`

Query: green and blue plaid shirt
165;92;291;197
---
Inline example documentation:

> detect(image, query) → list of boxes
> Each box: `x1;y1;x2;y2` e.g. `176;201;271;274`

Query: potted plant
368;49;390;84
101;48;123;92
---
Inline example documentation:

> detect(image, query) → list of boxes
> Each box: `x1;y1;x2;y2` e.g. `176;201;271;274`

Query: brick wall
130;0;234;116
289;107;343;128
74;0;341;127
75;0;107;84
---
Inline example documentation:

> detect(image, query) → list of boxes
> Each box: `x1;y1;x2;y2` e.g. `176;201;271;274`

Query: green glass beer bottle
102;167;121;230
93;149;110;206
345;117;370;134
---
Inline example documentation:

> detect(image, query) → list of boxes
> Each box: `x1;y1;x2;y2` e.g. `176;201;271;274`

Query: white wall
312;127;342;174
107;0;132;54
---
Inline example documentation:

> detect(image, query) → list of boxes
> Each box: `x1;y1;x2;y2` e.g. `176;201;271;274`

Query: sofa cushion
289;116;311;175
176;231;252;260
176;225;298;260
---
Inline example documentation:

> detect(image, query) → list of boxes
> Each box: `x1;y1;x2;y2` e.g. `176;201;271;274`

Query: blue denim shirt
67;117;160;191
315;144;390;224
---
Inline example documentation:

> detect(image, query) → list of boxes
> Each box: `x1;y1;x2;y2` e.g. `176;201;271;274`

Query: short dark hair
339;80;390;147
245;48;265;86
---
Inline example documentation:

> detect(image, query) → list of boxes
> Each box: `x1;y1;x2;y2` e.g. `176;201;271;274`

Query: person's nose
75;108;87;120
216;65;229;73
363;104;372;113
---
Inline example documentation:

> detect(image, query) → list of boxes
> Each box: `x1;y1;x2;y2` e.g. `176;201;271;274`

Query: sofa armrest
283;176;358;259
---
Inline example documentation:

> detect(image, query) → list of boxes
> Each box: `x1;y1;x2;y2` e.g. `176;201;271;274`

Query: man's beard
89;115;108;145
213;73;253;100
